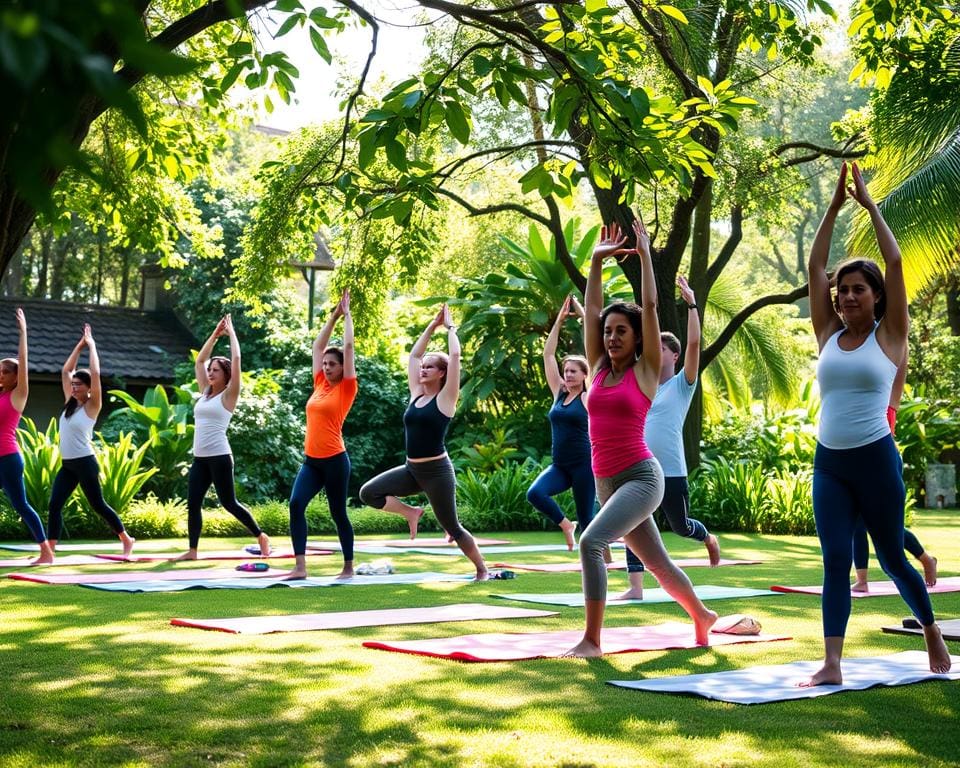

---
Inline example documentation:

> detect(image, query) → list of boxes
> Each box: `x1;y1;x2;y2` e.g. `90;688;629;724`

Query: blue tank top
548;391;590;466
403;395;451;459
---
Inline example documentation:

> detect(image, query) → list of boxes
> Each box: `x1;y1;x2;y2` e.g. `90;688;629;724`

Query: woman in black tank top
360;305;490;579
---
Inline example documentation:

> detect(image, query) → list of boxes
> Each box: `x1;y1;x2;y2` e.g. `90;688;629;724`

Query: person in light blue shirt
617;275;720;600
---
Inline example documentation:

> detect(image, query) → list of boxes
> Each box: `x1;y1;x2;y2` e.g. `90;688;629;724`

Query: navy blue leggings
49;455;125;540
853;519;924;570
289;452;352;558
813;436;934;636
0;452;46;543
626;476;707;573
526;460;596;529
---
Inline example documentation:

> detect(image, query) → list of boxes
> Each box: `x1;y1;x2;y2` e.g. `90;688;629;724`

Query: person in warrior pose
617;275;720;600
564;219;717;657
802;161;950;685
0;309;54;563
287;291;357;580
360;305;489;580
526;295;595;550
48;324;135;558
179;315;270;561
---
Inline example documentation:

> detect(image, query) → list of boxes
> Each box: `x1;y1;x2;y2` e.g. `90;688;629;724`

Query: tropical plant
86;432;157;516
15;418;69;518
453;427;523;474
457;460;544;532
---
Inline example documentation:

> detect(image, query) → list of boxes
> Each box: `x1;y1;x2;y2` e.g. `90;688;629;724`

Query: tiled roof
0;298;197;381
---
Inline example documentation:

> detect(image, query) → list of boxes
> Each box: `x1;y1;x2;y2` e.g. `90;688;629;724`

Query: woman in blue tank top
803;162;950;685
525;295;595;549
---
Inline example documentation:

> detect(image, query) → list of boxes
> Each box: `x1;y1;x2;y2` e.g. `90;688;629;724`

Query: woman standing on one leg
565;220;717;658
526;295;595;550
48;324;135;558
0;309;54;563
802;161;950;686
179;315;269;561
360;305;489;580
287;291;357;580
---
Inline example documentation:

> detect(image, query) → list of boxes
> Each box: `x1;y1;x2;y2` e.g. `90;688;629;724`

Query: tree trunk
947;279;960;336
119;245;132;306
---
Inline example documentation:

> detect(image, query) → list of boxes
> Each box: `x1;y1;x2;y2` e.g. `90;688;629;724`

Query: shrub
16;417;71;518
124;494;188;539
457;459;546;532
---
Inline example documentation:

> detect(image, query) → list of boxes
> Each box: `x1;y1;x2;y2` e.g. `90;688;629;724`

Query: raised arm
408;307;444;395
808;163;848;349
634;218;661;392
12;308;29;412
677;276;700;385
543;296;571;398
437;304;461;415
196;318;225;392
222;315;242;412
341;290;356;380
83;325;103;416
312;301;343;377
61;330;86;403
585;223;632;369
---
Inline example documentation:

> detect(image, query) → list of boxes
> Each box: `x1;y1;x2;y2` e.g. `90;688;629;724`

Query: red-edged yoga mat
772;576;960;597
492;558;761;572
307;537;510;550
95;549;331;562
0;555;110;568
362;620;789;662
171;603;557;634
8;567;290;584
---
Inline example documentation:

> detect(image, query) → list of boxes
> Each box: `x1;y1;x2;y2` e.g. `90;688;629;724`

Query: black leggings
188;454;262;549
48;455;125;540
360;456;467;541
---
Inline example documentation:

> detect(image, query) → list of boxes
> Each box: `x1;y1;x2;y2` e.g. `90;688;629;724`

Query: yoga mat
771;576;960;597
405;543;626;557
362;621;789;662
491;585;779;607
608;650;960;704
94;549;331;562
80;571;478;592
492;558;762;572
0;541;175;553
8;568;291;584
308;537;511;550
0;555;110;568
171;603;557;634
882;618;960;641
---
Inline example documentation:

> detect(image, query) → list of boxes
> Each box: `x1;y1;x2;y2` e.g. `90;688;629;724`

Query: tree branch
622;0;699;99
434;187;552;227
774;140;868;167
705;203;742;290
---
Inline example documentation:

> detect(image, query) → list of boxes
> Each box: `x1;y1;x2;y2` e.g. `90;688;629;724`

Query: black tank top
403;395;451;459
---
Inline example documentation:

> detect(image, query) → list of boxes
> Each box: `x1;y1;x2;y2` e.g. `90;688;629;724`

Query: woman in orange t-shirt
286;290;357;579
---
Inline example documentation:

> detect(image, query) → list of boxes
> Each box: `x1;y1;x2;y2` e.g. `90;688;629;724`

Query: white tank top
816;325;896;449
193;390;233;457
59;405;96;460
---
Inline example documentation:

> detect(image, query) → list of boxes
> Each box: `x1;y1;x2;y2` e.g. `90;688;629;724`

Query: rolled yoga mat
608;650;960;704
492;559;762;572
171;603;557;634
80;571;480;592
362;620;789;662
8;567;291;584
490;585;779;607
771;576;960;597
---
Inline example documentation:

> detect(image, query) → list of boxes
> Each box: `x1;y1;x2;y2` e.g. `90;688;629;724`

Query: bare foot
693;609;719;646
798;661;842;687
403;507;424;540
336;565;355;580
921;556;938;587
705;534;720;566
283;570;308;581
562;638;603;658
31;542;55;565
474;567;490;581
924;624;952;674
560;519;576;551
445;531;454;543
173;549;198;561
614;587;644;601
258;533;271;558
851;580;869;593
120;533;136;558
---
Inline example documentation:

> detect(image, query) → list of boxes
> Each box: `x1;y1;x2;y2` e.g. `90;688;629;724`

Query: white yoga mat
81;571;479;592
608;650;960;704
491;585;778;607
406;543;626;556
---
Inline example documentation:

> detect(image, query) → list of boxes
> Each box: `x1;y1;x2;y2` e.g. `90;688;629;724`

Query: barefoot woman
565;220;717;657
803;162;950;685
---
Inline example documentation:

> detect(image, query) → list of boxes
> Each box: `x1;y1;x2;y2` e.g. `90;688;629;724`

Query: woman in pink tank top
564;219;718;657
0;308;54;563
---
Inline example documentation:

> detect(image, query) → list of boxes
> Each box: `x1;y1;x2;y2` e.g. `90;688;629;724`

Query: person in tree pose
48;324;135;558
360;305;489;580
0;308;54;563
617;275;720;600
526;295;595;550
802;161;950;685
564;219;717;657
179;315;270;561
287;291;357;580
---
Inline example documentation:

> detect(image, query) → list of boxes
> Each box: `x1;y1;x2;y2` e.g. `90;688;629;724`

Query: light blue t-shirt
644;371;696;477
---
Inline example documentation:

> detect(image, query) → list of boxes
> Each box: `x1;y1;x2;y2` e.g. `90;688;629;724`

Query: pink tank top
0;391;22;457
587;367;654;477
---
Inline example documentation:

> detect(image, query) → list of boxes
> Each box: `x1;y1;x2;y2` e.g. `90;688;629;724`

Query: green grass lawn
1;512;958;768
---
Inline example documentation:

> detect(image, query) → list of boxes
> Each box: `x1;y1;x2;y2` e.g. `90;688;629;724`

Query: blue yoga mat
490;585;778;607
81;571;479;593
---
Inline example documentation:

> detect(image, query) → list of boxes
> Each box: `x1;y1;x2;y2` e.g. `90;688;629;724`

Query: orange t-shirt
304;372;358;458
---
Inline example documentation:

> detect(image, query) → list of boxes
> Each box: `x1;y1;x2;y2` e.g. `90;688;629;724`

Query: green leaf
657;5;689;24
444;101;470;144
309;27;332;64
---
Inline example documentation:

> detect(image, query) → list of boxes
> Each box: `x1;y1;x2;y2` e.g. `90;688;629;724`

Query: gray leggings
359;456;467;541
581;458;697;602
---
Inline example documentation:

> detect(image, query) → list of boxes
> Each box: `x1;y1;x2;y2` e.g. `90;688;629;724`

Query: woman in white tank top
47;324;135;558
176;316;269;560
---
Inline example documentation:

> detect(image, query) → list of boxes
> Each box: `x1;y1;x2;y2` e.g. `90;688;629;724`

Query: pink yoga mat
363;621;790;662
8;567;291;584
95;549;331;562
0;555;112;568
772;576;960;597
492;558;761;572
307;537;510;549
171;603;557;634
